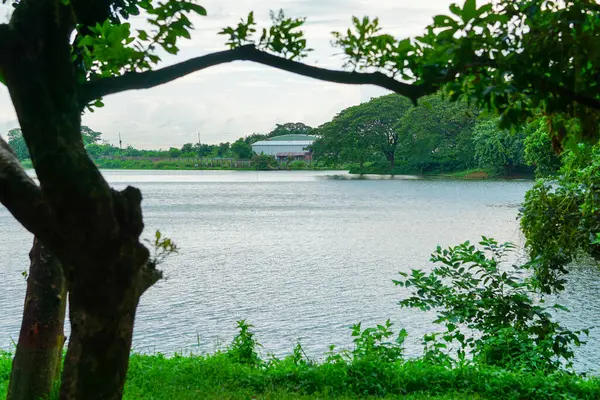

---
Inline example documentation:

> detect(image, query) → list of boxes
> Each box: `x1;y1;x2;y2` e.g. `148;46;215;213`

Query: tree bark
55;187;158;400
385;152;395;170
59;279;140;400
3;4;159;399
7;237;67;400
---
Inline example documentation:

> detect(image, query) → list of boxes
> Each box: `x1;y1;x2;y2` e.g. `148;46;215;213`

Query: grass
2;350;599;399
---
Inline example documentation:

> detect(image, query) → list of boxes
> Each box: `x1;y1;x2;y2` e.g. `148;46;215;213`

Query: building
251;134;317;161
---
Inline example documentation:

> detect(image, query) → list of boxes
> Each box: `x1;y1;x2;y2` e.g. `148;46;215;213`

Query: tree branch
0;138;61;252
79;44;600;112
78;45;434;106
0;24;14;67
136;264;163;296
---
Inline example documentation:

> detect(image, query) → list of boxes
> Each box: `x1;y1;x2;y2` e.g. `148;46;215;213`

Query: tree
217;142;231;157
395;93;479;173
472;118;527;175
244;132;269;144
268;122;313;138
312;93;477;172
180;143;194;154
312;109;378;169
193;143;213;157
7;239;66;400
168;147;182;158
524;119;563;177
6;128;29;160
0;1;598;399
520;144;600;293
313;95;413;170
231;138;253;159
81;125;102;145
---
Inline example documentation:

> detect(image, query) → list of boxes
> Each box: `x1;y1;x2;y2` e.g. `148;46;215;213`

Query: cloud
0;0;456;148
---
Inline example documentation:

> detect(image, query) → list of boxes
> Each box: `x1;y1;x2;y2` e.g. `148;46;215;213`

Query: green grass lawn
3;351;597;399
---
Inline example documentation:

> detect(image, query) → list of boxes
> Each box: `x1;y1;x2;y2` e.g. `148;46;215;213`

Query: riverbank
21;158;349;171
348;165;535;180
20;158;531;179
1;350;598;399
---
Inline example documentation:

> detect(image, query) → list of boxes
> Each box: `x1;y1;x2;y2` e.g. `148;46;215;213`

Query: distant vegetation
3;122;319;171
311;93;559;178
3;95;560;177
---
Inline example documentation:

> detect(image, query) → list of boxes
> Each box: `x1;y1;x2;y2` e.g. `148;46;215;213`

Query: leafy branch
219;9;312;60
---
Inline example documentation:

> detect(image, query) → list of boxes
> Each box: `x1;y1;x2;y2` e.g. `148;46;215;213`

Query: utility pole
118;133;122;149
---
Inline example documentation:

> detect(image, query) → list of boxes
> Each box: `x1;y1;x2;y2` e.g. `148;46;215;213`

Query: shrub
395;237;589;373
288;160;307;169
251;153;277;170
226;320;262;366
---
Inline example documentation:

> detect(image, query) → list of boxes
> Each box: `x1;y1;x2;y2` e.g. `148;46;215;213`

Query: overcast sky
0;0;456;148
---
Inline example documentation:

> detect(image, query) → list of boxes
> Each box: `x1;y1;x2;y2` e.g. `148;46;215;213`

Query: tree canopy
313;95;413;169
312;93;491;174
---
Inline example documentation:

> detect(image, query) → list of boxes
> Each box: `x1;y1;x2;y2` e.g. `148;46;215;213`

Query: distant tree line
4;95;559;177
311;93;561;177
3;122;315;164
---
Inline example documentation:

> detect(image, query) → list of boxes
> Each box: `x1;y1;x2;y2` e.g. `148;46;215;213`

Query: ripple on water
1;170;598;373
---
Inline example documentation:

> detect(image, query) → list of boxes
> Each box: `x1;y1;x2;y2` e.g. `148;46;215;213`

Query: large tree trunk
7;237;67;400
59;278;141;400
59;230;158;400
3;4;160;399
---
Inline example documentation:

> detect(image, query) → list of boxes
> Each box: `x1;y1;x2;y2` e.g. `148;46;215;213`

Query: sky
0;0;456;148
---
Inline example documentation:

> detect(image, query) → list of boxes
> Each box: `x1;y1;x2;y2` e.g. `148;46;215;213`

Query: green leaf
138;30;149;41
462;0;477;22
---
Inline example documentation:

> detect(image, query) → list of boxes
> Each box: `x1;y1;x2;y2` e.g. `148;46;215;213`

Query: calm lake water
1;170;599;372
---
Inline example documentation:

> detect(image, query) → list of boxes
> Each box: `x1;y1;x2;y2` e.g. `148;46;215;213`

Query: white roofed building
251;134;317;161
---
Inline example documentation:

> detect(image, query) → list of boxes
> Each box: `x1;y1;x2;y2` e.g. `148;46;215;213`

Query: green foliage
520;144;600;292
395;238;588;372
349;320;407;363
146;230;178;269
75;0;206;85
6;128;28;161
216;142;230;157
524;119;563;178
167;147;181;158
180;143;194;154
288;160;307;170
418;0;600;147
396;94;479;173
2;321;600;399
268;122;313;138
231;138;253;159
219;10;312;60
251;153;277;170
313;95;413;169
326;0;600;148
227;320;262;366
121;354;600;399
313;93;483;174
472;118;526;175
81;125;103;145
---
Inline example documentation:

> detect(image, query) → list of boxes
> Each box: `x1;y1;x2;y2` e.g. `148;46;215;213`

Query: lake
1;170;599;372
